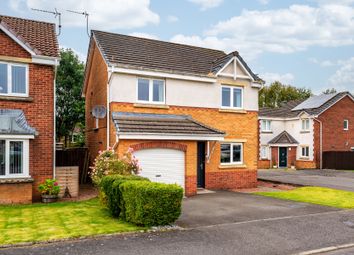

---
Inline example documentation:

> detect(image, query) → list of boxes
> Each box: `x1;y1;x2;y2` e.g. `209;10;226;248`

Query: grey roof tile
0;109;37;135
268;131;299;144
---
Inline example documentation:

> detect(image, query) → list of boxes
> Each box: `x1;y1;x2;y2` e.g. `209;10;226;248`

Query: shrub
120;181;183;226
90;148;140;185
38;179;60;196
100;175;149;217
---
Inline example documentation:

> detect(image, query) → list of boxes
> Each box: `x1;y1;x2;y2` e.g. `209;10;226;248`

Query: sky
1;0;354;94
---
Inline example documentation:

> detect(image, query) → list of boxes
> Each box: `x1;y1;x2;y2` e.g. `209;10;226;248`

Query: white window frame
220;143;243;165
260;145;269;159
301;119;310;131
0;61;29;97
136;77;165;104
261;120;272;132
344;119;349;131
220;85;244;110
300;145;309;158
0;139;29;178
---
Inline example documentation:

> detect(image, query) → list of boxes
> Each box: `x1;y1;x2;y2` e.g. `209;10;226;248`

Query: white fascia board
32;55;60;66
251;82;262;88
0;134;35;139
118;133;224;141
113;67;216;83
216;57;234;77
269;143;298;147
0;24;36;56
235;58;254;82
258;116;300;121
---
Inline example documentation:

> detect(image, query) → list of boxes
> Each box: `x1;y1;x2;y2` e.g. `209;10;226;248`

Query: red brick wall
271;147;278;167
0;182;32;204
258;159;270;169
206;170;257;189
288;146;296;167
0;31;54;201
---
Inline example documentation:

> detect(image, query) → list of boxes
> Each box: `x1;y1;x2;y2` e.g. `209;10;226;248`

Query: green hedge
100;175;149;217
120;181;183;226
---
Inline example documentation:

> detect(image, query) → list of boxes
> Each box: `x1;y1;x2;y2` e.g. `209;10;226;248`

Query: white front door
133;148;185;189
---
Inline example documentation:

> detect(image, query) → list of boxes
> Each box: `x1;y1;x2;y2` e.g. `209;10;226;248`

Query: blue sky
1;0;354;94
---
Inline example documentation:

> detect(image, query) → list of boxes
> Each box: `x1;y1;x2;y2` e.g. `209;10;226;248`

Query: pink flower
54;182;58;186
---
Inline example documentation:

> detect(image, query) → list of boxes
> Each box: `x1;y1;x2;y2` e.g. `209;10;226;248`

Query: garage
134;148;185;189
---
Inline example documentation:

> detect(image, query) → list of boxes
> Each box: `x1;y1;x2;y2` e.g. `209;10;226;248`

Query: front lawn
256;187;354;209
0;198;144;245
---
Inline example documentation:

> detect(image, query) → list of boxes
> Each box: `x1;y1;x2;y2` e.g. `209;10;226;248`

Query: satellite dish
92;105;106;119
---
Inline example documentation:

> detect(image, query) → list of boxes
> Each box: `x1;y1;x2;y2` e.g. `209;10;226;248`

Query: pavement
2;191;354;255
258;169;354;191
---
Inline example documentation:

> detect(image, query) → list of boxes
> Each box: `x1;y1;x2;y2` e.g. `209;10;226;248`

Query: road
2;209;354;255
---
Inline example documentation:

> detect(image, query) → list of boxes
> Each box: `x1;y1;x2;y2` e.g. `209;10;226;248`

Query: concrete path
2;208;354;255
258;169;354;191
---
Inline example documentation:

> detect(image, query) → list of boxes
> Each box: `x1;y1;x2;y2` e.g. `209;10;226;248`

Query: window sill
0;95;33;102
0;177;33;184
261;131;273;134
134;103;169;109
219;108;247;114
299;157;310;160
219;164;247;169
300;130;310;134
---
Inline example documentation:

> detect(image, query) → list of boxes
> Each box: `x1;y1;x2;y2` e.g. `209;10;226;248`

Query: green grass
256;187;354;209
0;198;144;245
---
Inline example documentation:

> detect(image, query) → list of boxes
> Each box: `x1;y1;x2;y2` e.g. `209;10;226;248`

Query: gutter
314;117;323;169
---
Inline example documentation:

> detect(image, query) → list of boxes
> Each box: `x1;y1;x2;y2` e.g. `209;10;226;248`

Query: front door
279;147;288;168
197;142;205;188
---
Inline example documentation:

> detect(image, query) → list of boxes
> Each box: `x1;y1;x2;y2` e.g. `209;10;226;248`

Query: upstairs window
221;86;243;109
261;120;272;132
301;119;310;131
344;120;349;130
0;62;28;97
137;78;165;104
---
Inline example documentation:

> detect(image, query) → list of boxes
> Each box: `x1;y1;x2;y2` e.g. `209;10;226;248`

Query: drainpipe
106;66;114;150
314;118;323;169
53;58;59;178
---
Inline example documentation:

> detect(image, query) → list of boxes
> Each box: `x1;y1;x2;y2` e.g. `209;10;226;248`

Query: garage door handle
155;174;161;177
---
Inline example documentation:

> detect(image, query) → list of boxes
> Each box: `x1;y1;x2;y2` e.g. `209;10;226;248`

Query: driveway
258;169;354;191
176;191;338;228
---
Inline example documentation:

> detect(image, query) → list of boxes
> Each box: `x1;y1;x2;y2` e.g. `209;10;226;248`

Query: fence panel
323;151;354;170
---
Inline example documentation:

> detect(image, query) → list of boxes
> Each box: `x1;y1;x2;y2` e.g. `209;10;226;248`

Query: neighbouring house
84;31;264;196
258;92;354;169
0;15;59;203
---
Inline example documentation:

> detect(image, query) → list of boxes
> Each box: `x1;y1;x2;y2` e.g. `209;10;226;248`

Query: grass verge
0;198;144;245
256;187;354;209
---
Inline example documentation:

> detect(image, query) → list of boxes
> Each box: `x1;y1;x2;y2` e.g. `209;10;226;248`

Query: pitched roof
112;112;225;136
259;92;354;118
0;109;37;135
92;30;262;81
0;15;59;57
268;131;299;145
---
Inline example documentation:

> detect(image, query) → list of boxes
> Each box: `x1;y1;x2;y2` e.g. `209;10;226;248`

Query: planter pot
41;194;58;203
291;165;296;170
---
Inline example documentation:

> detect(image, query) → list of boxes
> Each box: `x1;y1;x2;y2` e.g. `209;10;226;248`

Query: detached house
0;15;59;203
258;92;354;169
84;31;263;196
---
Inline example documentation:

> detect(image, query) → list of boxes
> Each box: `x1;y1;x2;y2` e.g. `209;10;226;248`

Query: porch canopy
0;109;37;137
268;131;298;146
112;112;225;141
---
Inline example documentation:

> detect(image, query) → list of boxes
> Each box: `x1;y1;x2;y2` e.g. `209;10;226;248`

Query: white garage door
134;148;185;189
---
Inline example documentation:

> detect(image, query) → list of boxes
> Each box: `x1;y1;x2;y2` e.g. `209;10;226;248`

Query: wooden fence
323;151;354;170
56;148;90;184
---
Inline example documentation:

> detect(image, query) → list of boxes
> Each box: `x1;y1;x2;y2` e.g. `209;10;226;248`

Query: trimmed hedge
120;181;183;226
100;175;149;217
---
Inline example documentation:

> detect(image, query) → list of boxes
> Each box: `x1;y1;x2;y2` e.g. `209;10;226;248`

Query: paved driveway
176;191;338;228
258;169;354;191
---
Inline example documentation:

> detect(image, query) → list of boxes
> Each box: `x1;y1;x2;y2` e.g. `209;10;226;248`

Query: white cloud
171;3;354;59
309;58;337;67
167;15;179;23
129;32;159;40
260;72;295;86
10;0;159;30
329;57;354;91
258;0;270;5
188;0;223;10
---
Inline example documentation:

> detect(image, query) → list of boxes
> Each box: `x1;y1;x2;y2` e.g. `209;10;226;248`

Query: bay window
220;143;243;164
0;62;28;96
137;78;165;104
221;85;243;109
0;139;29;178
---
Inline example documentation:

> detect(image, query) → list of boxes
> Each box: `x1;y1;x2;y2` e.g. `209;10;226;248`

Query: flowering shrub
38;179;60;196
90;148;140;185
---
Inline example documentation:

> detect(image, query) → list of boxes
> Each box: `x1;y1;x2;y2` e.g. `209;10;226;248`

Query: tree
323;88;337;94
56;48;85;146
259;81;312;108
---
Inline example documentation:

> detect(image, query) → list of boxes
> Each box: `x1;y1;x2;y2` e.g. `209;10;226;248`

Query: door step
197;188;216;195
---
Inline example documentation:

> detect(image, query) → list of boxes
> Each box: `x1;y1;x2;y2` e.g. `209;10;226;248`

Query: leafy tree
323;88;337;94
56;48;85;146
259;81;312;108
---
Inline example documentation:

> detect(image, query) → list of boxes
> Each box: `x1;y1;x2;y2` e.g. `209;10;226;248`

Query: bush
120;181;183;226
90;148;140;185
100;175;149;217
